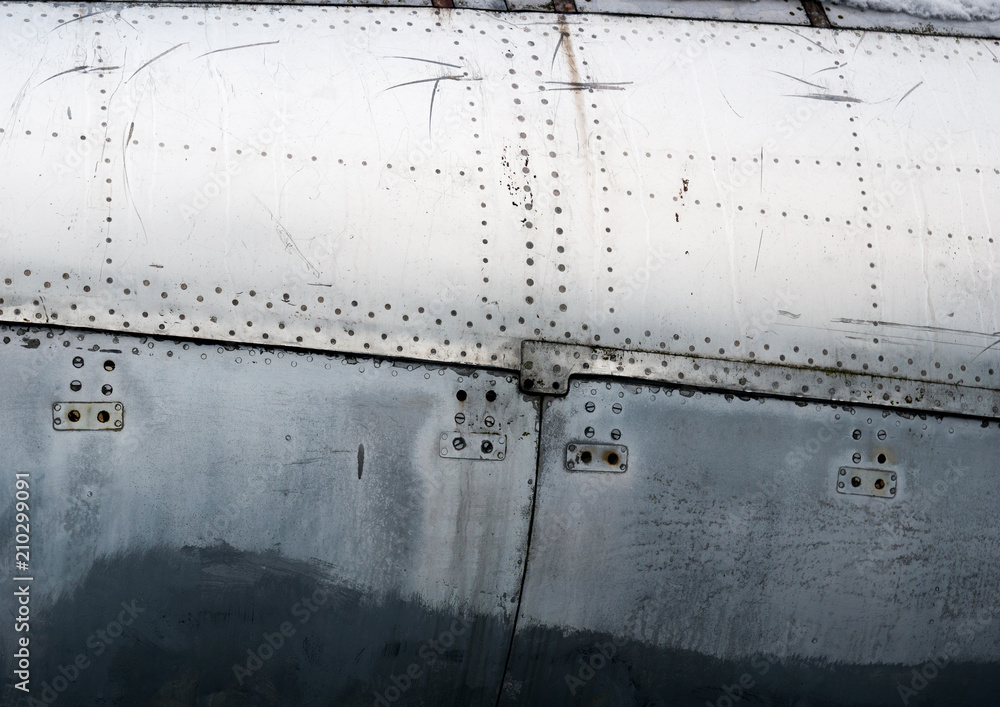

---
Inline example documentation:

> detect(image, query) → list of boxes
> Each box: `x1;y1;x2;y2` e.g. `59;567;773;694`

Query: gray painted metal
504;376;1000;704
0;325;538;705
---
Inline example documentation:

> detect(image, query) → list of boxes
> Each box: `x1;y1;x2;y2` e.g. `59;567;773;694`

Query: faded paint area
0;326;537;704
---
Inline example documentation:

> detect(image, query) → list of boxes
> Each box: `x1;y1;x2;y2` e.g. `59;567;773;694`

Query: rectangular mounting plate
837;467;897;498
439;431;506;461
565;443;628;473
52;402;124;431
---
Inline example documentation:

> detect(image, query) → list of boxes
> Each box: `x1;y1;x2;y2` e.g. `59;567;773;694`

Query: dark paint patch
7;546;509;706
21;338;39;349
500;624;1000;706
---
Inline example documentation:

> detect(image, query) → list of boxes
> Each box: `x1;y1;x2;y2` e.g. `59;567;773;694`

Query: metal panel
825;2;1000;37
520;340;1000;418
0;4;998;400
503;377;1000;705
577;0;811;24
0;325;538;705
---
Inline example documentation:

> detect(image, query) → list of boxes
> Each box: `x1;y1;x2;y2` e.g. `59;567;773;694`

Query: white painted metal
1;4;998;409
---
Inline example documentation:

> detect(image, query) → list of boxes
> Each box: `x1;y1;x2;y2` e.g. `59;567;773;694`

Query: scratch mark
197;40;280;59
0;64;40;150
357;443;365;480
973;338;1000;361
754;230;763;272
284;451;351;466
544;81;631;92
381;75;474;93
895;80;923;108
720;90;743;118
831;318;1000;340
149;264;164;268
811;62;846;75
778;310;801;319
550;31;568;70
790;93;863;103
428;78;441;139
308;283;333;287
39;66;89;85
386;55;461;69
255;197;321;278
121;119;147;245
769;70;825;90
37;66;124;87
760;147;764;193
49;10;109;32
67;106;72;119
127;43;187;83
782;27;833;54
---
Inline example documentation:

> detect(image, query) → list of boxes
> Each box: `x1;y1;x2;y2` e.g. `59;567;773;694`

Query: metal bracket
53;402;124;431
439;431;506;461
519;339;1000;420
566;443;628;473
837;467;897;499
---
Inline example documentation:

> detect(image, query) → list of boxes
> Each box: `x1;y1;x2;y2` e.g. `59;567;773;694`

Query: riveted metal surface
52;401;124;430
577;0;811;23
0;4;998;405
502;377;1000;704
439;429;508;459
837;465;898;497
565;441;628;471
520;339;1000;418
0;324;538;705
